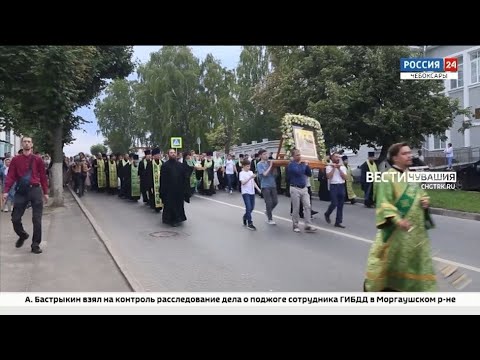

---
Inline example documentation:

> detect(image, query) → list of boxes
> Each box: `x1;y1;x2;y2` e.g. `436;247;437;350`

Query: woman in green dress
364;142;436;292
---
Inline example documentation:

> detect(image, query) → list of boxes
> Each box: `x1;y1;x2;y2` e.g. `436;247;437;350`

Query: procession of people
2;139;441;292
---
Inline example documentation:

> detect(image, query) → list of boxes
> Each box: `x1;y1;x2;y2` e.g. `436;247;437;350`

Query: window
433;135;446;150
471;50;480;85
5;130;11;143
450;56;463;89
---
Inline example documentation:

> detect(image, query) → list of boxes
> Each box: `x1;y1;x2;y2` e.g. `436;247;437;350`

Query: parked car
456;160;480;191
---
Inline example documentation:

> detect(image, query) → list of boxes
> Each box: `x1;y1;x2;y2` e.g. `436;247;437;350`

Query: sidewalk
0;191;131;292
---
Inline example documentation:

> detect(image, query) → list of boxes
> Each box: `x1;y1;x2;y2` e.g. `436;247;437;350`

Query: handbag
15;156;35;195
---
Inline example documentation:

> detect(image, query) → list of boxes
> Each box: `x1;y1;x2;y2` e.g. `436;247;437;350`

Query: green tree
136;46;203;151
236;46;278;143
254;46;470;161
90;143;108;156
95;79;141;155
205;123;240;152
0;46;134;206
199;55;240;152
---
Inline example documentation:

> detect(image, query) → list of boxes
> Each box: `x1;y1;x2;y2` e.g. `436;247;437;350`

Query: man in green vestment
146;148;163;212
342;155;356;204
200;151;215;196
130;154;141;201
107;153;118;195
95;153;107;192
364;142;436;292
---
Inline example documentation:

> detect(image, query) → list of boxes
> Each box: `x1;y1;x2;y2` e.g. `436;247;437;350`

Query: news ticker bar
401;72;458;80
1;292;477;307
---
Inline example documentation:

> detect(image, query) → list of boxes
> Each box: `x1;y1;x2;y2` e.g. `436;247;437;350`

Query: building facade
424;45;480;153
0;129;21;158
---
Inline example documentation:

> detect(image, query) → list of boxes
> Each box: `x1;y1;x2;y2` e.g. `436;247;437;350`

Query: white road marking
194;195;480;274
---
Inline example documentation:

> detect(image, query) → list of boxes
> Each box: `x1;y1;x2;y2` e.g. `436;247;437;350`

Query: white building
423;45;480;164
0;129;21;158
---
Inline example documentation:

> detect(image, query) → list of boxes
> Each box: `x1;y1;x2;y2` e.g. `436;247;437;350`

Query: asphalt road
80;189;480;292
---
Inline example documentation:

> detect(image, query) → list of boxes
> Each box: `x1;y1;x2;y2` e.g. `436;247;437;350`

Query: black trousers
73;172;86;197
141;184;149;203
119;177;126;197
11;186;44;245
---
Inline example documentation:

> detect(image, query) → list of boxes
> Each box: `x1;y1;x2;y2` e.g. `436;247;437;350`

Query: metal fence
422;146;480;167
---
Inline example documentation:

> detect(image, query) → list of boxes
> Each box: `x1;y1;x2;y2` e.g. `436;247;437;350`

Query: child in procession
239;159;261;230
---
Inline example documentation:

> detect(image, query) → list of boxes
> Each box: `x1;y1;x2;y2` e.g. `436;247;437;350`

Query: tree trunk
51;122;64;207
377;143;392;167
225;138;230;154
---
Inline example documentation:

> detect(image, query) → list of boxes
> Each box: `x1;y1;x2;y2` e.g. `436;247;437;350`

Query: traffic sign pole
196;137;201;154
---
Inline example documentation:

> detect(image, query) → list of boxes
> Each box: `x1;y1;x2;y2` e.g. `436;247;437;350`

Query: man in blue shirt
286;149;317;233
257;149;278;225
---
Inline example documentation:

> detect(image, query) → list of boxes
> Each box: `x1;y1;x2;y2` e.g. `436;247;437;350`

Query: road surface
79;190;480;292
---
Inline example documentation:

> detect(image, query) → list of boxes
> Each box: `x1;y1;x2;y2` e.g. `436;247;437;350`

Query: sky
63;46;242;156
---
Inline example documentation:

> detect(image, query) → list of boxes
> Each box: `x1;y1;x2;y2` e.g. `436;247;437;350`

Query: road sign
196;137;201;145
171;137;182;149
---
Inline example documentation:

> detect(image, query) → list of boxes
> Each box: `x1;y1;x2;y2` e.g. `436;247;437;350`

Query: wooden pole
276;138;284;160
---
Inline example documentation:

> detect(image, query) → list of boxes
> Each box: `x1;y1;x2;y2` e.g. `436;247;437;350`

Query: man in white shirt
224;154;237;193
324;152;347;228
444;143;453;170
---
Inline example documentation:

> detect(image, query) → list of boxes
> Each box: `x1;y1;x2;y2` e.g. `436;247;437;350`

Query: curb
68;188;145;292
355;197;480;222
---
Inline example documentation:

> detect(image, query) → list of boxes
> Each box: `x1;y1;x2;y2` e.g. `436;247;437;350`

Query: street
79;190;480;292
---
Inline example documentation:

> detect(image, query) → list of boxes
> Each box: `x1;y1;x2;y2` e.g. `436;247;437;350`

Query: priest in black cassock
159;149;190;227
138;149;151;205
117;153;128;198
360;151;378;208
122;153;134;200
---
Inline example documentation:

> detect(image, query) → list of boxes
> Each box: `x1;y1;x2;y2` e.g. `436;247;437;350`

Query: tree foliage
254;46;470;160
0;45;134;205
95;79;141;154
90;143;108;156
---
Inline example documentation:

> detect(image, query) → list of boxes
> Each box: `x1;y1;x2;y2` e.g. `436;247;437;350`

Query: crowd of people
2;136;440;292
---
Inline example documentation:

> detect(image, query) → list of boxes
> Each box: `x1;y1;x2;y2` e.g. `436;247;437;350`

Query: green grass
351;183;480;214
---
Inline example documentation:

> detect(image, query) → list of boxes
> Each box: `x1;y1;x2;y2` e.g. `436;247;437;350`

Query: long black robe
123;162;134;200
103;159;109;191
160;159;190;226
138;158;150;203
318;168;331;201
360;161;375;207
145;159;162;212
117;160;125;197
91;158;99;191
